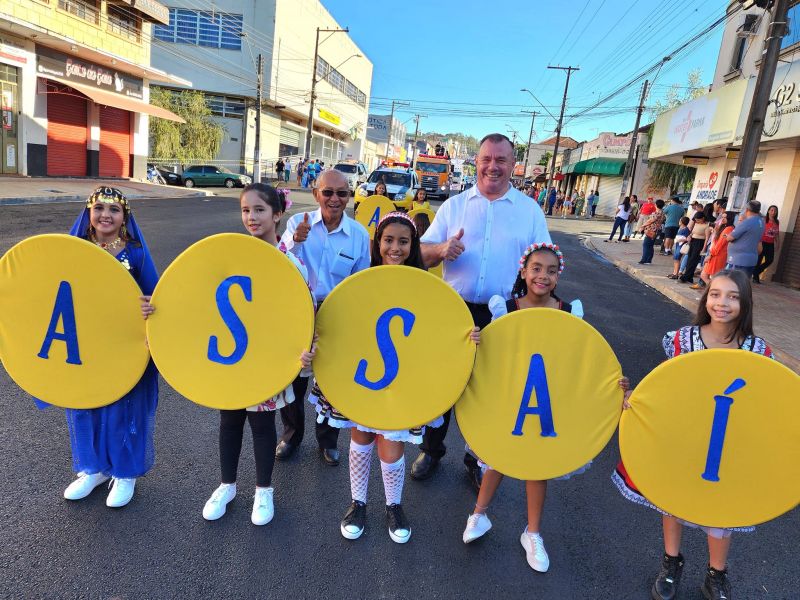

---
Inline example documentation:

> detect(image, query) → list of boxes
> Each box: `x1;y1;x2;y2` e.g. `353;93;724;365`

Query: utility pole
410;113;426;167
546;65;579;192
254;53;263;183
304;27;349;161
730;0;789;210
619;79;648;200
387;100;410;158
521;111;538;182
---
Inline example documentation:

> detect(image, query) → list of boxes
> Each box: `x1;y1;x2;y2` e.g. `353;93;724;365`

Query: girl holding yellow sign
614;270;773;600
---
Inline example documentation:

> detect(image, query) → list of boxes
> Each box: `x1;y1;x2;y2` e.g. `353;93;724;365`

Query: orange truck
414;154;451;200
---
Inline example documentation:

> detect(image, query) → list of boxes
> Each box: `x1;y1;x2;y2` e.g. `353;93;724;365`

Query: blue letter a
354;307;415;391
511;354;556;437
37;280;82;365
368;207;381;228
208;275;252;365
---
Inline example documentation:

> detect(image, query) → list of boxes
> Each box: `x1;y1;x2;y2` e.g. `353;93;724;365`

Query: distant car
182;165;251;188
153;166;182;186
333;161;368;193
356;167;419;211
675;192;691;208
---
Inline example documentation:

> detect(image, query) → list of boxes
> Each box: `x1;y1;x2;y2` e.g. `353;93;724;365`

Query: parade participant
372;181;388;197
614;269;773;600
413;133;551;488
59;187;159;508
692;211;736;290
678;212;711;284
309;211;481;543
638;199;665;265
605;196;632;243
279;169;370;466
462;244;628;572
667;216;691;280
201;184;317;526
412;187;430;210
753;205;780;284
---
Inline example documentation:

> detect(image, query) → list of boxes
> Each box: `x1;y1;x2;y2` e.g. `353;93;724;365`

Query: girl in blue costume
59;186;159;508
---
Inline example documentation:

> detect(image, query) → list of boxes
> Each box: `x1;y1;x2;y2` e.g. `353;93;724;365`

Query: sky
323;0;725;144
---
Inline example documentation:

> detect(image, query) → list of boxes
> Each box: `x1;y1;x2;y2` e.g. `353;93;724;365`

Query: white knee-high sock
380;456;405;506
349;440;374;503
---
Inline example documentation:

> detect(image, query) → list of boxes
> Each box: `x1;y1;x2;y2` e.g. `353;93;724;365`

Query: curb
0;190;213;206
582;236;800;373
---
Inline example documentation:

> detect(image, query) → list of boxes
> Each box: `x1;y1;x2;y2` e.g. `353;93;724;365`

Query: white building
366;113;408;163
150;0;372;175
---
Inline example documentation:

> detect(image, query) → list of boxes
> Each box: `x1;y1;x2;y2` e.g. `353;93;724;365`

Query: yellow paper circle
456;308;622;480
407;207;442;278
354;195;397;239
620;350;800;528
313;266;475;429
146;233;314;410
0;234;149;408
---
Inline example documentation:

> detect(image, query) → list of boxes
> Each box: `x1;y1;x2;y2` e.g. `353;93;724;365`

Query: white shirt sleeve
280;213;301;254
488;294;508;322
421;200;450;245
570;299;584;319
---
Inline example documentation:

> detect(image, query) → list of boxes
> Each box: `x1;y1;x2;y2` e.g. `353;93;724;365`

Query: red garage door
99;106;131;177
47;93;87;176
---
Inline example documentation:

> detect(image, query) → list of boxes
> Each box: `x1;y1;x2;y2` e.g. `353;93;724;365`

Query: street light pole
387;100;410;159
410;113;425;168
619;79;648;200
254;53;263;183
522;111;538;182
546;65;579;192
304;27;349;161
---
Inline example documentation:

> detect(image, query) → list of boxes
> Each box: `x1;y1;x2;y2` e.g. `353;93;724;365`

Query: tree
149;87;224;163
646;69;706;195
538;151;552;166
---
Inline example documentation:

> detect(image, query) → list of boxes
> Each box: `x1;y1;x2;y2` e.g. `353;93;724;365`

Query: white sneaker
203;483;236;521
106;478;136;508
64;472;110;500
251;487;274;526
520;528;550;572
462;513;492;544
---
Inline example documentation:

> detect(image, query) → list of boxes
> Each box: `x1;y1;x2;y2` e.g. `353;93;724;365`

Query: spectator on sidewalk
276;158;285;181
605;196;632;243
590;190;600;217
688;200;703;220
667;216;692;279
574;190;586;217
679;212;711;284
283;158;291;182
723;200;765;277
296;160;305;186
538;186;547;209
546;186;556;216
753;205;780;284
634;197;656;238
638;199;665;265
623;195;640;241
662;197;686;255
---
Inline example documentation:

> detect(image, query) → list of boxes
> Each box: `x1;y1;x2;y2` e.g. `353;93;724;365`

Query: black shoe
275;440;297;461
651;553;684;600
385;503;411;543
701;566;731;600
410;452;439;480
465;462;483;491
340;500;366;540
752;277;761;284
319;447;340;466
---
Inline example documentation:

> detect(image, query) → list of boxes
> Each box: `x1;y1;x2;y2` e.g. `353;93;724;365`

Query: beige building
150;0;372;175
649;1;800;287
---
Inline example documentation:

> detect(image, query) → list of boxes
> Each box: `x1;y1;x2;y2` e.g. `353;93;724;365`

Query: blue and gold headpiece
86;186;129;210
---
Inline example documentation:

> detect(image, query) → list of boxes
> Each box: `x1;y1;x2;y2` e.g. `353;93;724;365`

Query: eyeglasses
319;189;350;198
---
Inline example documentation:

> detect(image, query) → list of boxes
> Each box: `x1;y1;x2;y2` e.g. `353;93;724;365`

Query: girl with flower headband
462;243;630;574
57;186;159;508
310;211;479;544
200;183;316;527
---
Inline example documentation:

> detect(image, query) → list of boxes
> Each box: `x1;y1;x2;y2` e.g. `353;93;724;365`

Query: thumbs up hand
294;212;311;243
443;227;465;261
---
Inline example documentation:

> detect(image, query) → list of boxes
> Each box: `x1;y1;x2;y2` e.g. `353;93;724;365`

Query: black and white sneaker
340;500;366;540
701;566;732;600
385;503;411;544
651;553;684;600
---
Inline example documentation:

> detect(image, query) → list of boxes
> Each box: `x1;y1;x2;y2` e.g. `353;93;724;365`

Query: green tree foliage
149;87;224;163
538;151;552;166
646;69;706;195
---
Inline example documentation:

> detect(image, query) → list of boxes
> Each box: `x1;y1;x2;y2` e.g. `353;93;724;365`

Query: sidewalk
547;215;800;373
0;177;212;206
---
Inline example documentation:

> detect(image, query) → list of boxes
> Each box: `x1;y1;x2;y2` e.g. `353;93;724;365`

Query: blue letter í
701;378;746;482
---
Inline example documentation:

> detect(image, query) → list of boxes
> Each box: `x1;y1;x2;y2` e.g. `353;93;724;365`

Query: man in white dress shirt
412;133;552;487
279;169;371;466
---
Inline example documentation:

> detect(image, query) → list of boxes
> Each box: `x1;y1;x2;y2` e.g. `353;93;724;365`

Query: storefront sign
0;35;28;66
36;46;144;99
116;0;170;25
693;170;720;201
318;108;341;126
740;60;800;143
583;132;633;160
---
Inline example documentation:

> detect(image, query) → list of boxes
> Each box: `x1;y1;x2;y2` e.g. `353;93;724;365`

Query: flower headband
87;186;128;210
519;242;565;273
277;188;292;210
377;211;417;232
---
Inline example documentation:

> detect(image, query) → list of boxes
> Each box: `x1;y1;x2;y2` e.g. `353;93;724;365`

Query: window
58;0;99;24
205;94;245;118
316;57;330;81
107;5;141;42
316;56;367;107
154;8;242;50
731;37;747;72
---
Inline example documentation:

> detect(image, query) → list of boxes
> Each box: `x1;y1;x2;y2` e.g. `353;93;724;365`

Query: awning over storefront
39;74;185;123
570;158;626;176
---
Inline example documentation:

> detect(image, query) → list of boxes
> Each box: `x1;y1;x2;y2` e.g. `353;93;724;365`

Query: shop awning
570;158;626;176
39;74;185;123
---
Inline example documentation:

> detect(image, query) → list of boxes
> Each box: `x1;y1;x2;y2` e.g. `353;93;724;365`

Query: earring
120;223;128;240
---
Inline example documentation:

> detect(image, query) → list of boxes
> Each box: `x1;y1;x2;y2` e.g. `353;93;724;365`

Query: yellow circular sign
407;207;442;278
146;233;314;410
313;266;475;429
620;350;800;528
456;308;622;480
0;234;149;408
354;195;397;239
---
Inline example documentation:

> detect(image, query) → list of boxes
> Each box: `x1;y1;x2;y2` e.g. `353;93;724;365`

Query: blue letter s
354;307;415;391
207;275;252;365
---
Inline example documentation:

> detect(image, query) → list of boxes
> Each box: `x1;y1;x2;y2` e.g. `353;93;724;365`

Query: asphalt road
1;194;797;599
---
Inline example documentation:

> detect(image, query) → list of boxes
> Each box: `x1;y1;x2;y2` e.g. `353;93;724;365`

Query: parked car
149;165;182;186
182;165;251;188
333;161;368;193
356;167;419;211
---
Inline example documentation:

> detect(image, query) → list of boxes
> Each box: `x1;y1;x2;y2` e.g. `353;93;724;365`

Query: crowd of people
515;183;601;219
18;134;781;600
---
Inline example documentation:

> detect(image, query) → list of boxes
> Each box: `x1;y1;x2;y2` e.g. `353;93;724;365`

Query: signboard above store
319;108;341;126
737;60;800;144
36;46;143;99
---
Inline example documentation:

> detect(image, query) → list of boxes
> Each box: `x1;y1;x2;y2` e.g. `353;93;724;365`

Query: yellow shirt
413;200;430;211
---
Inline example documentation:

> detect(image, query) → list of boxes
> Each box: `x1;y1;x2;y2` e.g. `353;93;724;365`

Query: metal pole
411;114;422;167
730;0;789;210
522;111;538;182
547;65;579;192
619;79;648;200
254;53;263;183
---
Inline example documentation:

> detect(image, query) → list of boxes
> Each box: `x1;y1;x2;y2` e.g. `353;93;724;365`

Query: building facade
0;0;186;178
366;113;408;163
150;0;372;175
